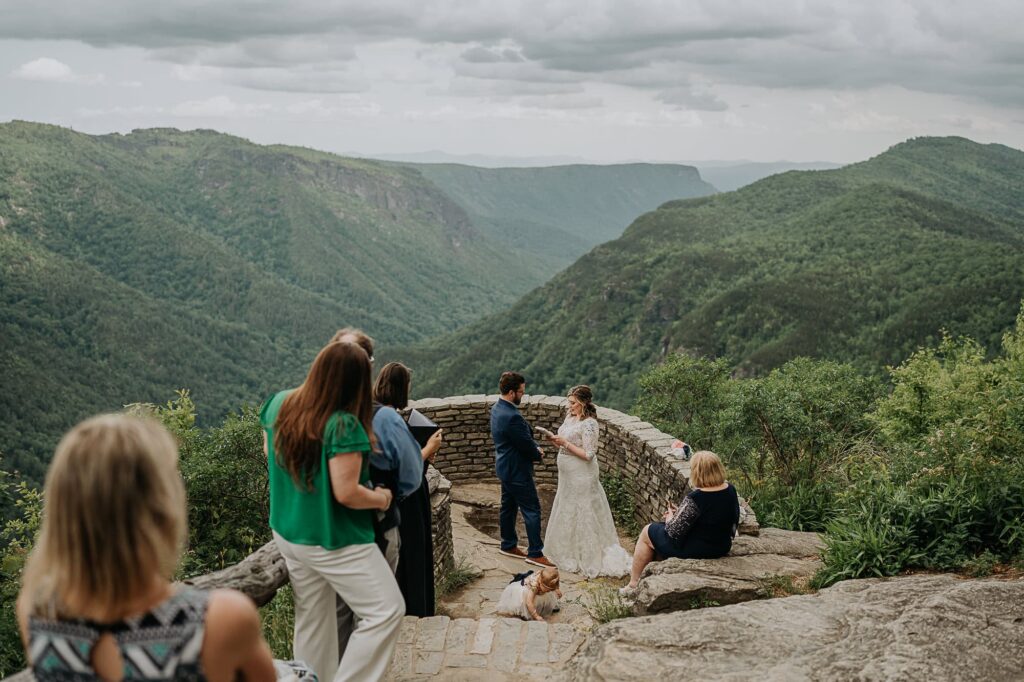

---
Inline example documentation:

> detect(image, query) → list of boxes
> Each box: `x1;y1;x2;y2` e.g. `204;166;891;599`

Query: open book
406;409;441;447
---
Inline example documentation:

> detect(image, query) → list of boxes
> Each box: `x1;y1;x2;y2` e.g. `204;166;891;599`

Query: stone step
386;615;585;680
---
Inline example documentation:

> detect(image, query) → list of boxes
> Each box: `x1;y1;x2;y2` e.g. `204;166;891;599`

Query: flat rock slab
633;528;823;615
728;527;823;557
567;574;1024;681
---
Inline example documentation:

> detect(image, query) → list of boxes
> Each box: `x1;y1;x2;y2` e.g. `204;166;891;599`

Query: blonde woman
17;415;277;682
620;450;740;596
542;385;631;577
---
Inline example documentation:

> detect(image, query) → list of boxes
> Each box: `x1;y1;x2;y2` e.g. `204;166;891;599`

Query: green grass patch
259;584;295;660
435;554;482;598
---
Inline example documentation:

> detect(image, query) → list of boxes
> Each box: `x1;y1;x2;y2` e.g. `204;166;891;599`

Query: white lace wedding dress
543;416;632;577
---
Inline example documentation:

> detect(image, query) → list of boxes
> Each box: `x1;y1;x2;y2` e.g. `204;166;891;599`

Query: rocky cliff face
567;574;1024;681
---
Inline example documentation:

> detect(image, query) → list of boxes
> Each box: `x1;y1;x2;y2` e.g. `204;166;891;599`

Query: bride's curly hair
567;385;598;419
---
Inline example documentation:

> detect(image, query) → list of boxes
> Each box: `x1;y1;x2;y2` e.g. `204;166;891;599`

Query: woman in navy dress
620;450;740;596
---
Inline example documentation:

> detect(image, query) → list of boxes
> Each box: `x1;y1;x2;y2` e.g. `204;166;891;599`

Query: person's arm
524;589;544;622
422;430;443;462
377;410;425;499
553;419;598;461
733;486;742;535
509;413;543;462
201;589;276;682
328;453;391;510
665;496;701;542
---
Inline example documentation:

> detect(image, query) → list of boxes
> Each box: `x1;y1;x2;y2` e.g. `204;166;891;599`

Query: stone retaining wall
408;394;693;529
427;466;454;575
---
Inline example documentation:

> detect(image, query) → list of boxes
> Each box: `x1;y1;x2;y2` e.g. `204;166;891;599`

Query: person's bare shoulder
205;589;261;648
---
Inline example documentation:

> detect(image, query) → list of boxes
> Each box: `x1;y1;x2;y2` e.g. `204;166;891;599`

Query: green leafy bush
961;551;999;578
128;390;270;576
813;309;1024;586
635;304;1024;586
0;470;42;676
634;355;879;532
601;473;641;536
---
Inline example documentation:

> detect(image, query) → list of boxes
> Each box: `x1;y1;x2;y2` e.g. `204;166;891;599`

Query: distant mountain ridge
401;162;716;271
398;136;1024;408
694;161;844;192
359;149;844;192
0;121;713;474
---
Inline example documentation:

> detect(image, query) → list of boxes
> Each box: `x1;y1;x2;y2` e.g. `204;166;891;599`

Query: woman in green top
262;341;403;682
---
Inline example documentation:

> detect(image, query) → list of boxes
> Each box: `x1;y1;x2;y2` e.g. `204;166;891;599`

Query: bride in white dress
542;385;632;577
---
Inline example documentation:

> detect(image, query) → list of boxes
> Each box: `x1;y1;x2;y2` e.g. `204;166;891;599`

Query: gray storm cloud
1;0;1021;108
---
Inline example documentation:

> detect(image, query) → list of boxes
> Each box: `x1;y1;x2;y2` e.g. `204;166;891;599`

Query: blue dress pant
499;478;543;557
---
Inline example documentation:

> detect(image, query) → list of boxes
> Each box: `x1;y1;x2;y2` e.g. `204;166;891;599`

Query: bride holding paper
541;385;631;577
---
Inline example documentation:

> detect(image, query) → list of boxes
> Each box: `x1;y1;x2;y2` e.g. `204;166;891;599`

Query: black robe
395;460;435;616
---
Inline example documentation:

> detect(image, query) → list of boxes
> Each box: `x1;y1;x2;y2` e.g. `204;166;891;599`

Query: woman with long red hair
261;341;403;682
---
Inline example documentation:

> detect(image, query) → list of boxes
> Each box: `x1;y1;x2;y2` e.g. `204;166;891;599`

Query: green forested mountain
398;137;1024;408
0;122;513;475
0;122;708;475
403;163;715;272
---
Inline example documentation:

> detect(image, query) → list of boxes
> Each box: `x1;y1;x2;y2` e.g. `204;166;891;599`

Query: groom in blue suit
491;371;554;567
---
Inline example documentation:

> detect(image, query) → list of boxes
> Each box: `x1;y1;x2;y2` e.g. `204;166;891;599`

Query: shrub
747;479;839;533
733;358;881;486
584;586;634;624
961;551;999;578
814;436;1024;587
600;473;640;536
0;471;42;676
633;354;733;450
634;355;880;532
129;391;270;576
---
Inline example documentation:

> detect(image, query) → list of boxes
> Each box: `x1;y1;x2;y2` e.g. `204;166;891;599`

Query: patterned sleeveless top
27;588;209;682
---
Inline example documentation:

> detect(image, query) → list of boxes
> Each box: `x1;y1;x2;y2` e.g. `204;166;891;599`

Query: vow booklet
406;409;441;447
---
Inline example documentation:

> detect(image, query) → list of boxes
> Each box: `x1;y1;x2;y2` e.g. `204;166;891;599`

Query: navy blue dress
648;484;740;559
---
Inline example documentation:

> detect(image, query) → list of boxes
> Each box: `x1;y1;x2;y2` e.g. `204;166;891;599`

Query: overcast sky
2;1;1022;164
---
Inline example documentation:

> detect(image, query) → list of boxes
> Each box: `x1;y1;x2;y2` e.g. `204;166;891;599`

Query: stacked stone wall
407;394;692;529
427;466;454;576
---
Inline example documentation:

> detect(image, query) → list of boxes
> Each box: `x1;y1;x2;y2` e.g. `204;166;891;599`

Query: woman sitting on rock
17;414;278;682
620;450;740;597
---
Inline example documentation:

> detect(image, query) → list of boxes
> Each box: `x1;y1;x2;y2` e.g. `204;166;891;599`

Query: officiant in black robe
397;407;443;616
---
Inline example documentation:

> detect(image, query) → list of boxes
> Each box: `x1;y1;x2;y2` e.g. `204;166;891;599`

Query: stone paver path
385;482;629;680
385;615;585;681
439;483;632;628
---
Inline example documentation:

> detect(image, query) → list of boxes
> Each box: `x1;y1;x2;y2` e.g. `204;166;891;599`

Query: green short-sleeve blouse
261;390;375;549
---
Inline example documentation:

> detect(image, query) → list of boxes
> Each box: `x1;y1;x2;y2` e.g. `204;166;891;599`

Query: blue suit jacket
491;398;542;483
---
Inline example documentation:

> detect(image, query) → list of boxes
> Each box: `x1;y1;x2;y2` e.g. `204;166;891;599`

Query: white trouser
272;531;403;682
337;527;402;656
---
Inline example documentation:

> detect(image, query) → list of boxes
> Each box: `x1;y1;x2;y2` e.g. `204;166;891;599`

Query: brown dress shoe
525;555;556;568
499;547;529;559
